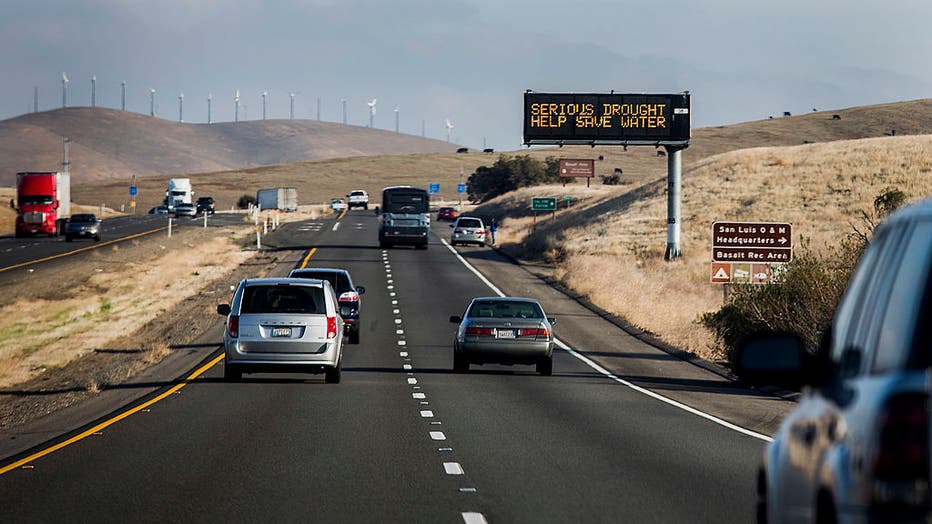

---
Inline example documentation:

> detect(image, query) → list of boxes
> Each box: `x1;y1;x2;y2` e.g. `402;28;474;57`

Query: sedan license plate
495;329;516;339
271;327;292;337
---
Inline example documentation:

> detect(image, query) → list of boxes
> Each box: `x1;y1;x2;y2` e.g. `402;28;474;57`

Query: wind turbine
445;118;454;143
121;81;126;111
61;72;69;108
341;98;347;124
178;91;184;122
207;92;212;124
394;106;399;133
149;88;156;116
367;98;377;128
261;91;268;120
91;75;96;107
234;90;240;122
289;92;295;119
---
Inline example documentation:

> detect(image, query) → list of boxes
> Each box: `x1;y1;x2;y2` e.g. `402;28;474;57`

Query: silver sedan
217;278;346;382
450;297;555;375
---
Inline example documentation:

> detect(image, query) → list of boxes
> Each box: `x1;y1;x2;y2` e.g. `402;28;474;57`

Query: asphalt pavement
0;210;790;523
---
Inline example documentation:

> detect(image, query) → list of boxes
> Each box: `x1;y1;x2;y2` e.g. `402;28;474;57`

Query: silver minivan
450;216;486;247
738;198;932;523
217;278;346;383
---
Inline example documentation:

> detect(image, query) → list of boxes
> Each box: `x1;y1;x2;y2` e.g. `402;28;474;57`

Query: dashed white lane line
397;340;407;346
408;378;418;384
430;431;446;441
440;236;773;443
394;319;402;324
332;222;340;232
393;309;401;314
420;410;434;418
403;364;412;370
399;351;408;357
443;462;465;475
390;292;396;297
387;279;394;284
396;329;404;335
391;300;398;305
462;512;488;524
412;392;426;399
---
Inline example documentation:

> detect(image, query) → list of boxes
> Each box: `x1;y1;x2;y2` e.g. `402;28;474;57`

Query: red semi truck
15;171;71;237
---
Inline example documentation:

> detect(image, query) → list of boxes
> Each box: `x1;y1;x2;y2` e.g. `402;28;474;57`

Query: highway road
0;210;780;523
0;212;245;274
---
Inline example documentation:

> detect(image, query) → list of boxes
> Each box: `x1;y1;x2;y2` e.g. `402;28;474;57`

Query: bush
237;194;257;209
601;174;621;185
701;188;908;366
467;155;561;202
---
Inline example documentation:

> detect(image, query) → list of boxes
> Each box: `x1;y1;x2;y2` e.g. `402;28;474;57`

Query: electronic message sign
524;92;690;146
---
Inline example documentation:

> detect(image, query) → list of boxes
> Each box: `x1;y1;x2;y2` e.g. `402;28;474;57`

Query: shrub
467;155;561;202
601;174;621;185
237;194;257;209
701;187;908;367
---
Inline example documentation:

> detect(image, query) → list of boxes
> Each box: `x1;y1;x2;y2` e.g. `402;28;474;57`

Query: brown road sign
558;159;595;178
712;221;792;263
710;262;731;283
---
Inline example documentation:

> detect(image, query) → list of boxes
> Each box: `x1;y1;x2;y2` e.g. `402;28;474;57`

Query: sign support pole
664;145;683;261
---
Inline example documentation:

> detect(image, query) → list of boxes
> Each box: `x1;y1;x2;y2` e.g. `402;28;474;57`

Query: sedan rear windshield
241;285;325;314
293;272;352;294
469;300;544;319
457;218;482;228
69;214;97;223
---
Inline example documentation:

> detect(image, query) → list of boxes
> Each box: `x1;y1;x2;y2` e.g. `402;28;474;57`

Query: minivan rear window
241;285;324;314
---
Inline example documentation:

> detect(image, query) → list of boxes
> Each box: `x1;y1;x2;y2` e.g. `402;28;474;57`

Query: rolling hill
0;107;462;186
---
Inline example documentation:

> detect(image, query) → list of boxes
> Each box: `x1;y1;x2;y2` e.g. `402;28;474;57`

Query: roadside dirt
0;224;287;430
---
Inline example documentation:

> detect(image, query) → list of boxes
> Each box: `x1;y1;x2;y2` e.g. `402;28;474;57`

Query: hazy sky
1;0;929;149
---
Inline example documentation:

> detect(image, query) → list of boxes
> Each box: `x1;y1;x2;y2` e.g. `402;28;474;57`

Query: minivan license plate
271;327;292;337
495;329;516;339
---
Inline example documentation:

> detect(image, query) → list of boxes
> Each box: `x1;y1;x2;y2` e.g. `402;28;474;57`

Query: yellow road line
0;353;225;476
338;208;347;220
0;225;169;274
299;247;317;269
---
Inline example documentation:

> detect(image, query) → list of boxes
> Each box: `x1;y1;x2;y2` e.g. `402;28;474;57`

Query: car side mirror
734;332;808;387
449;315;462;323
548;317;556;325
449;224;454;228
217;304;231;316
355;286;366;295
340;306;352;317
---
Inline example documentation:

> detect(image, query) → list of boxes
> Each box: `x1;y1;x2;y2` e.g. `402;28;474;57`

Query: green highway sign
532;197;557;211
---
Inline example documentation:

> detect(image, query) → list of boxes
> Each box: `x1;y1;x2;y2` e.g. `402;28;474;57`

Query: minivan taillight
872;394;930;514
327;316;338;339
228;315;239;338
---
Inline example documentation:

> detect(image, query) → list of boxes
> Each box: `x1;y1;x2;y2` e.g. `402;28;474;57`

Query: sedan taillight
872;394;930;513
465;326;494;336
327;316;338;339
339;291;359;302
227;315;239;338
520;327;550;338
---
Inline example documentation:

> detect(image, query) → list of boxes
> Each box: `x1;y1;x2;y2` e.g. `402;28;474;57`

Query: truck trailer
15;172;71;237
256;187;298;212
166;178;194;210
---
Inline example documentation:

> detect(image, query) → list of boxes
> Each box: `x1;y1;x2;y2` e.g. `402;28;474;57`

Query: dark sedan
289;268;365;344
64;213;101;242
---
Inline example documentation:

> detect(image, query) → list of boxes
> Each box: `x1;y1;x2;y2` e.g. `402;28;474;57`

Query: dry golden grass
495;134;932;362
142;341;171;365
0;230;254;388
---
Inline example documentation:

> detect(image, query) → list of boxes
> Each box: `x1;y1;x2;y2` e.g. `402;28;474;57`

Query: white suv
738;198;932;523
347;190;369;210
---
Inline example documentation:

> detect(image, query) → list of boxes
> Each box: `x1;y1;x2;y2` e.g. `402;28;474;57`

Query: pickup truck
346;190;369;210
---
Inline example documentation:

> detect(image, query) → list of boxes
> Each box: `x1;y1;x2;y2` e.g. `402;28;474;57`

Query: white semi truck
166;178;194;211
256;187;298;212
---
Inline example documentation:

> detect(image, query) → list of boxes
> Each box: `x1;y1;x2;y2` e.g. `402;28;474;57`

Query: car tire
94;235;101;242
453;353;469;373
536;356;553;376
224;362;242;382
416;243;428;250
325;360;342;384
379;241;390;249
349;327;360;345
450;241;457;247
364;204;368;210
65;235;73;242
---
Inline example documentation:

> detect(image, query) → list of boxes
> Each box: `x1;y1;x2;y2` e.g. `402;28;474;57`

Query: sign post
524;91;691;259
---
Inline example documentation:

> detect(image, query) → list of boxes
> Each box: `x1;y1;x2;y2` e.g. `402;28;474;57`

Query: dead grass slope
486;134;932;362
0;107;461;186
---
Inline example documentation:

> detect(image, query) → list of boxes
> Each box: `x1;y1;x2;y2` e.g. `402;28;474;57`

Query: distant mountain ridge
0;107;461;186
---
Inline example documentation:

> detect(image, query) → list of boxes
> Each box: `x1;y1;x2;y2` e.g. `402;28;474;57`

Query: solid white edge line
462;512;488;524
440;237;773;443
